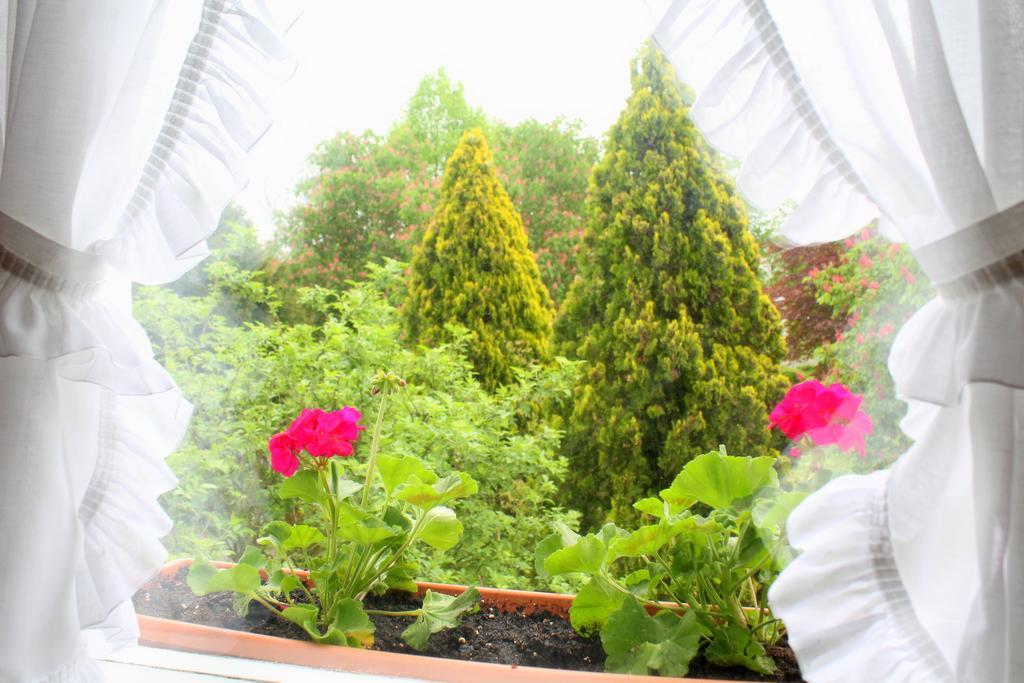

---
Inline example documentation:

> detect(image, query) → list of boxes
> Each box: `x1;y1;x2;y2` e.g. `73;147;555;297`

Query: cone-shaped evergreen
557;42;788;527
405;128;554;390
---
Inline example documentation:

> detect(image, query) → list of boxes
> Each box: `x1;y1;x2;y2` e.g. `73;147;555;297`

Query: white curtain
654;1;1022;681
0;1;298;680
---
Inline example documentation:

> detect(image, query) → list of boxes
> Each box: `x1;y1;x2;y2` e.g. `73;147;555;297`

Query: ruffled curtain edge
652;0;881;244
91;0;302;285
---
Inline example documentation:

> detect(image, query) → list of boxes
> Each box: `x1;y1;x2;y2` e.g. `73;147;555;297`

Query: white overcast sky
236;0;666;238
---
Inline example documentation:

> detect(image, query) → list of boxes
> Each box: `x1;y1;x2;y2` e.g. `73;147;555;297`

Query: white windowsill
100;646;427;683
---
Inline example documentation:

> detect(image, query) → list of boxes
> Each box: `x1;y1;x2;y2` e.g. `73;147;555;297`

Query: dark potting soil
133;567;804;681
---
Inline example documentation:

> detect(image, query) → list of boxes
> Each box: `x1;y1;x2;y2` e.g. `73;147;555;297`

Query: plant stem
361;388;390;508
284;551;316;606
365;608;421;618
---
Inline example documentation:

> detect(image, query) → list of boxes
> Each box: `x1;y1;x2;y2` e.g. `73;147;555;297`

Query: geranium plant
187;370;481;649
535;446;806;677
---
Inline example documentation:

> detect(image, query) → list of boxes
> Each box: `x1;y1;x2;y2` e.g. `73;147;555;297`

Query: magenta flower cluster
769;380;873;456
268;407;365;477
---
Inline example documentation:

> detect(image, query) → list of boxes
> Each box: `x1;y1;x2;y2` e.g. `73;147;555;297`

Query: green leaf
332;479;364;501
336;500;370;525
280;604;319;631
186;558;218;596
569;575;626;635
601;598;701;677
264;568;302;596
735;522;770;570
258;521;292;549
633;497;668;520
382;562;419;593
623;565;669;598
544;533;606;576
418;506;463;550
535;520;582;577
608;523;681;561
279;469;323;504
661;450;778;510
752;489;809;531
282;524;327;551
187;559;261;596
281;600;375;648
705;625;775;675
397;471;479;509
331;599;376;648
336;518;404;546
402;588;480;650
237;546;266;569
378;454;438;495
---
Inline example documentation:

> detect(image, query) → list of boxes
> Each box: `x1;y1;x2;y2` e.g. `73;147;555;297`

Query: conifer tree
556;42;788;527
405;128;553;390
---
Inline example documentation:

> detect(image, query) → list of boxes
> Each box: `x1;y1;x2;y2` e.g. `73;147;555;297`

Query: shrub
136;255;579;589
404;128;554;391
555;42;788;528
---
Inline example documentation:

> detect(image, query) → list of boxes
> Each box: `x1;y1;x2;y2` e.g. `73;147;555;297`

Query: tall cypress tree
405;128;553;391
557;42;788;527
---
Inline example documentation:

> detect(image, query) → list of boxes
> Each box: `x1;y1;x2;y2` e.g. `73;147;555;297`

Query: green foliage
272;70;595;307
808;228;933;463
135;257;580;590
400;588;482;650
404;128;554;391
555;42;788;527
491;119;597;302
171;203;264;299
536;446;801;677
188;380;481;651
270;130;435;319
393;67;488;178
749;205;847;362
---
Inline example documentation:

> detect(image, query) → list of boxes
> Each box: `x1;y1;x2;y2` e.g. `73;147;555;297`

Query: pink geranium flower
268;407;365;477
769;380;834;439
770;380;874;457
269;432;300;477
803;385;873;456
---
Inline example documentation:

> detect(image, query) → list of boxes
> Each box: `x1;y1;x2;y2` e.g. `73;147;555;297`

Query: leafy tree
392;67;488;178
492;119;598;303
556;42;788;527
269;131;434;317
404;128;554;391
272;71;595;306
748;206;846;364
136;256;580;589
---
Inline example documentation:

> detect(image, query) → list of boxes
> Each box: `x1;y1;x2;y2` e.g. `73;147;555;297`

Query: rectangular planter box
136;559;737;682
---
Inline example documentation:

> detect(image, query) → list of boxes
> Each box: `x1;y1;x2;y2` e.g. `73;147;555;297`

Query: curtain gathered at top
654;1;1023;681
0;1;299;680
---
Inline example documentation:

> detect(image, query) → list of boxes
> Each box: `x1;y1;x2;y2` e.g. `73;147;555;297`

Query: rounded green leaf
417;506;463;551
188;560;261;596
378;454;438;495
279;469;323;504
601;597;700;677
569;575;626;635
282;524;327;551
336;519;404;546
543;534;606;576
661;450;778;510
402;588;480;650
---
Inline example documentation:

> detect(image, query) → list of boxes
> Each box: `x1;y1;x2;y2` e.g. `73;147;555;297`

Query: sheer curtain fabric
0;1;298;680
654;1;1023;681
